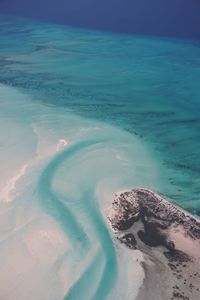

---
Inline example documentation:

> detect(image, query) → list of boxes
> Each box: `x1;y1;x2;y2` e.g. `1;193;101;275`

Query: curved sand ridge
108;188;200;300
1;84;160;300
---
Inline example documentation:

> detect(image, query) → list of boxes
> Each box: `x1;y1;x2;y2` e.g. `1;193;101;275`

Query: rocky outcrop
108;188;200;242
108;188;200;300
109;191;140;231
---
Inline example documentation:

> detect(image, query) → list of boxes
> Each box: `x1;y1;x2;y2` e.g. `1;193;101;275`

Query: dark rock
166;241;175;251
164;250;191;263
108;188;200;242
118;233;137;250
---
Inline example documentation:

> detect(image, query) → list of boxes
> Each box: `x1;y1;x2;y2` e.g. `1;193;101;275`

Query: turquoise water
0;14;200;300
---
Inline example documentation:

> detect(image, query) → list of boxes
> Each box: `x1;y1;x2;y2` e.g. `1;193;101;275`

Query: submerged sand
108;188;200;300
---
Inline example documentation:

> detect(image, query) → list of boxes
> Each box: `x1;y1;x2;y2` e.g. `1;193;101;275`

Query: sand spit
108;188;200;300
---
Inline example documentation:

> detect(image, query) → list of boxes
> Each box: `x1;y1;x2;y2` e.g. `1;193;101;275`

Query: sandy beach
108;188;200;300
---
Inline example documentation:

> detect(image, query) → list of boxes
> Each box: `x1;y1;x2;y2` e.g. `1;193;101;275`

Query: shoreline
108;188;200;300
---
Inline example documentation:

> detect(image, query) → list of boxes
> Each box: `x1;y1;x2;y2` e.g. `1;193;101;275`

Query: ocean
0;14;200;300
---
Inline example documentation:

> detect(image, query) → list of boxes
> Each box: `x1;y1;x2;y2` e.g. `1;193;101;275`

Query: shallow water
0;84;155;299
0;14;200;300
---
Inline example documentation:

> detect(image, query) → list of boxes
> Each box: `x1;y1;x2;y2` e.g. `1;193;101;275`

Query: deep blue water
0;0;200;39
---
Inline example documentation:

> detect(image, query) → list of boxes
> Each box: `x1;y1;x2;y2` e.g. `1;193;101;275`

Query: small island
108;188;200;300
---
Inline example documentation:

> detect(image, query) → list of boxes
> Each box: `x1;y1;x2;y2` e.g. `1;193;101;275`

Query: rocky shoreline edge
108;188;200;300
